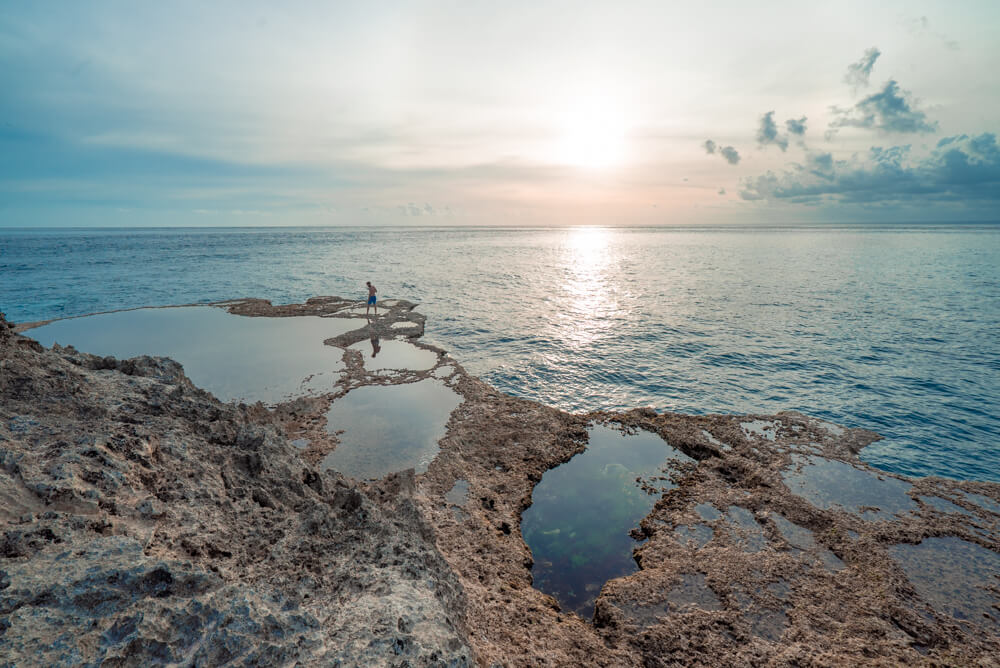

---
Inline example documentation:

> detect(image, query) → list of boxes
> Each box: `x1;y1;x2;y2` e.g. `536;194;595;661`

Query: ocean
2;224;998;482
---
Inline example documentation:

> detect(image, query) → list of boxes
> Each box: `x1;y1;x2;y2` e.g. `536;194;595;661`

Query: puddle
918;495;977;518
26;306;356;404
694;503;722;521
675;524;713;548
961;491;1000;516
348;338;437;372
771;515;815;551
782;454;915;520
741;420;779;442
320;379;462;480
445;479;469;506
813;420;846;437
765;579;791;600
446;479;470;522
701;430;731;451
724;506;767;552
667;573;722;611
732;588;789;642
521;424;694;619
621;574;720;626
290;438;310;449
889;537;1000;633
771;515;845;571
432;365;455;379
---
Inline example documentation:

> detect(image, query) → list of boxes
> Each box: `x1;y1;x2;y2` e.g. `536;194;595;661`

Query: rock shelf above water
1;300;998;666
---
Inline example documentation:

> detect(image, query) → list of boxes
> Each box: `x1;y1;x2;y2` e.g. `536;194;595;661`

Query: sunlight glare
557;227;618;349
556;100;628;169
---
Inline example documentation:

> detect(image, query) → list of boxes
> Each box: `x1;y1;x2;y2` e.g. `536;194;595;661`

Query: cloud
844;48;881;90
739;133;1000;204
905;16;960;51
756;111;788;151
829;80;937;134
785;117;807;136
399;202;439;216
702;139;740;164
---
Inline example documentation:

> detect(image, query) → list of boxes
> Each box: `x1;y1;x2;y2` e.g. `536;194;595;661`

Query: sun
555;100;628;169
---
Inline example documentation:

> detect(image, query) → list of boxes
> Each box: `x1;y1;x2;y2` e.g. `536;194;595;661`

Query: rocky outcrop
0;311;471;666
3;303;999;667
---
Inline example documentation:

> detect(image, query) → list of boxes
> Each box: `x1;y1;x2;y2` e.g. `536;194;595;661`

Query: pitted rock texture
6;302;1000;667
419;396;1000;665
0;311;472;667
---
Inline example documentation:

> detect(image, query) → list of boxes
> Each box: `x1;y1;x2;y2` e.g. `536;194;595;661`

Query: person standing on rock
365;281;377;318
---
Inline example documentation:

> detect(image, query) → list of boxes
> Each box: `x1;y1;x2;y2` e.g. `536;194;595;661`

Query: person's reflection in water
369;324;381;358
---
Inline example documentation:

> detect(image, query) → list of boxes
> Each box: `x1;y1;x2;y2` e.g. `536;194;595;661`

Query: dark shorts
368;295;376;305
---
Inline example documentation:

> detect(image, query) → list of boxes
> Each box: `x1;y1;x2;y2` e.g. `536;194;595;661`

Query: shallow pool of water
26;306;356;404
445;479;469;506
961;491;1000;516
724;506;767;552
348;338;438;372
675;524;713;548
782;454;915;520
917;495;976;518
320;379;462;480
521;423;694;619
771;514;845;571
742;420;780;441
888;537;1000;634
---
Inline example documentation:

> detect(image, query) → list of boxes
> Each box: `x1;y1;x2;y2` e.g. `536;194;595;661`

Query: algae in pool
521;424;694;619
321;379;462;480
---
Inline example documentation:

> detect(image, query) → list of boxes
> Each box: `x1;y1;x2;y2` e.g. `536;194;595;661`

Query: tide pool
521;424;693;618
25;306;356;404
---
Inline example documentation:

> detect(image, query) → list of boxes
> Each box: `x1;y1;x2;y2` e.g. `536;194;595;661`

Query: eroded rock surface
0;310;471;666
4;301;999;667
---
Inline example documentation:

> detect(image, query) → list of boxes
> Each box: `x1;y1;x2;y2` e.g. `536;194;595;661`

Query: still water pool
321;379;463;480
521;423;693;618
26;306;355;404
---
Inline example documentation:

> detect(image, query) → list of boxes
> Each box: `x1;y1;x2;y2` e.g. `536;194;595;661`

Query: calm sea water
2;225;998;481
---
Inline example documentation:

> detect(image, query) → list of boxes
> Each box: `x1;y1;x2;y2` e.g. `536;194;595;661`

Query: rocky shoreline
2;300;998;666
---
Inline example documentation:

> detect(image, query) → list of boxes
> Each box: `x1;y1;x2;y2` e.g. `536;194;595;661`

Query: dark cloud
702;139;740;165
844;47;881;90
829;80;937;134
806;151;834;176
756;111;788;151
785;117;807;136
739;133;1000;204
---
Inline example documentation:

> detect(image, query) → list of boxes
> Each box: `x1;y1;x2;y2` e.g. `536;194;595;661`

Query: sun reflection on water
556;227;623;349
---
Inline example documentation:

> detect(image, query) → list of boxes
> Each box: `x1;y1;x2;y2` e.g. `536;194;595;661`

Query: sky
1;1;999;227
